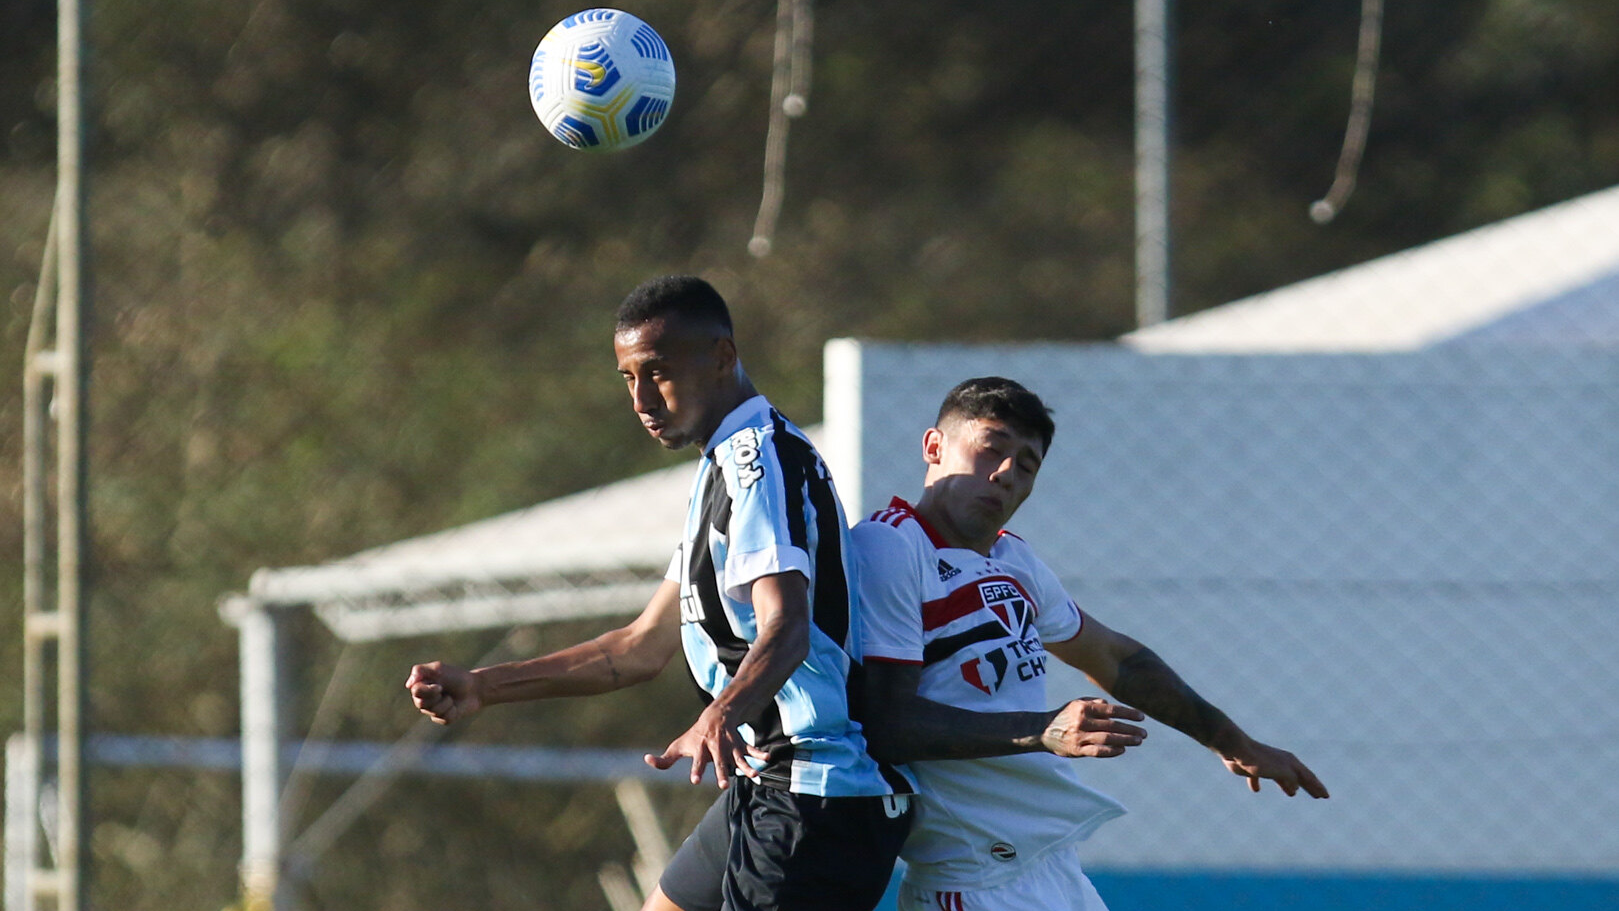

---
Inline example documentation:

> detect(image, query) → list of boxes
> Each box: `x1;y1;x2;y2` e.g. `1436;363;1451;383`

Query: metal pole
238;603;289;911
55;0;91;903
20;197;59;911
1135;0;1172;327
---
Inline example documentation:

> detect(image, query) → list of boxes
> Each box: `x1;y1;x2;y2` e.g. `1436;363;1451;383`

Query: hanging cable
1311;0;1384;224
749;0;814;257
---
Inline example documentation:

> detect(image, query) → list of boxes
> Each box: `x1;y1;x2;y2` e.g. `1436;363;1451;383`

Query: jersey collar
703;394;772;456
888;496;955;550
890;496;1014;553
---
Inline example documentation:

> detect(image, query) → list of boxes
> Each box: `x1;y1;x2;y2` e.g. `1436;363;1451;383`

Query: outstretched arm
1046;613;1330;798
406;578;684;725
860;661;1147;765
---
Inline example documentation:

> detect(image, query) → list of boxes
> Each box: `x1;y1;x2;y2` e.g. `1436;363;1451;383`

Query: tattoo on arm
596;641;622;688
1111;647;1233;748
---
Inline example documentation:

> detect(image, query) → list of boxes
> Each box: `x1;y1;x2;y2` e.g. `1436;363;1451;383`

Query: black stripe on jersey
750;701;794;788
689;462;748;693
689;455;796;774
921;622;1012;666
769;411;851;649
769;415;913;794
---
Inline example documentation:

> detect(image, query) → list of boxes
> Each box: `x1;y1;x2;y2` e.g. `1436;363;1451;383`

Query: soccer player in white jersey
407;276;913;911
853;376;1328;911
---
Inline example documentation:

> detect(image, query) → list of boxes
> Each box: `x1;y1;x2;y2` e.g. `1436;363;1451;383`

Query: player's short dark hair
937;377;1055;454
616;275;734;337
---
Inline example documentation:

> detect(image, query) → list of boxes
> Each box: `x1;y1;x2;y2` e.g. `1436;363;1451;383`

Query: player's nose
990;458;1016;486
630;378;661;414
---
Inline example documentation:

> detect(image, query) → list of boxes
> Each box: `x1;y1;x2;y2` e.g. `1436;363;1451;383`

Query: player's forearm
706;612;808;722
475;628;662;705
1107;646;1244;751
864;696;1054;764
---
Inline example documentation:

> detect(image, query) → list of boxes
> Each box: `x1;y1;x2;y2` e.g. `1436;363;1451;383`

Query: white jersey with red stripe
852;498;1126;891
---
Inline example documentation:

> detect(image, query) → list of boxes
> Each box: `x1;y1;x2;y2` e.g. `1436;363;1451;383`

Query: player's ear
921;427;945;466
711;336;737;375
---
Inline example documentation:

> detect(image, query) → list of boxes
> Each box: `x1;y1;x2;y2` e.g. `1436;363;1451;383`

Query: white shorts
896;846;1108;911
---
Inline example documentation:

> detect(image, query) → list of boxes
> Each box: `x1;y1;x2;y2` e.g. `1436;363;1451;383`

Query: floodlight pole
1135;0;1173;327
19;0;93;907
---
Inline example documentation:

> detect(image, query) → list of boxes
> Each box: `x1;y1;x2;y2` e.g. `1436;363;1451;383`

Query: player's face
614;317;735;451
922;416;1045;549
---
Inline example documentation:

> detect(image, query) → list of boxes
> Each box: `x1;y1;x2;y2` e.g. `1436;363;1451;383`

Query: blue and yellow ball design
529;9;676;152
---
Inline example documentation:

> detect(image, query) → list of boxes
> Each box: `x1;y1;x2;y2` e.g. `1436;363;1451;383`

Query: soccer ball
528;9;676;152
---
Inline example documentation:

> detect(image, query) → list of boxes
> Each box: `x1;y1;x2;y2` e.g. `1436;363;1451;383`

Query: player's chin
646;427;694;450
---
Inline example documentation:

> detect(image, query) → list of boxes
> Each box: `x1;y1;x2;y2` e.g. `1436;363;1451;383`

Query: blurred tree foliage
0;0;1615;907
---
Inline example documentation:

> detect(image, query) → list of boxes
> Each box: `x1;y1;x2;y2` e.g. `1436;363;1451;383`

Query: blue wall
1090;872;1619;911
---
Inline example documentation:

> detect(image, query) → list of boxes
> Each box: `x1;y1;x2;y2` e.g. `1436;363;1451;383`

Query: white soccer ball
527;9;676;152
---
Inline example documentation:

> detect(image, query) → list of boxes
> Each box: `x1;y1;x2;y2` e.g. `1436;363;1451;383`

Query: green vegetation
1;0;1615;907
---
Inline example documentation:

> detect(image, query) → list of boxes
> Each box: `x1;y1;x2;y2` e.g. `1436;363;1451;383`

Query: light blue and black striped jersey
666;395;914;798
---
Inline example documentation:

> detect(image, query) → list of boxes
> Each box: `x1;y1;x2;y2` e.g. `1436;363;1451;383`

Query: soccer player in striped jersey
853;376;1328;911
407;276;912;911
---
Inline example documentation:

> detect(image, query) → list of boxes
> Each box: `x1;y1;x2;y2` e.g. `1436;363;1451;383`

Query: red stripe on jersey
872;497;952;549
871;507;907;527
921;584;983;632
922;574;1037;632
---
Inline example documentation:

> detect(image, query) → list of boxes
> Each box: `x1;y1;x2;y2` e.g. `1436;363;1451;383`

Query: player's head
613;275;750;451
934;376;1055;455
615;274;734;338
916;377;1054;553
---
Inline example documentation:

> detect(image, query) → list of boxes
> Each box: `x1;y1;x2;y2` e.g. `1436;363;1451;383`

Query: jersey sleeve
716;429;812;603
664;545;682;584
850;520;926;665
1022;544;1085;643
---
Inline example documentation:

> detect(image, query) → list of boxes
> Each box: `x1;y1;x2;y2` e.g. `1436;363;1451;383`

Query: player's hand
406;661;483;725
1041;698;1148;758
644;703;770;788
1218;737;1330;798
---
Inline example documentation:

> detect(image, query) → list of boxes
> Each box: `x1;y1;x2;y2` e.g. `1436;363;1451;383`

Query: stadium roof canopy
1123;182;1619;353
227;183;1619;640
232;449;703;640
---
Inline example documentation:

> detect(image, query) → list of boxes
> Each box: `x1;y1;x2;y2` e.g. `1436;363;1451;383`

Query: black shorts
659;777;912;911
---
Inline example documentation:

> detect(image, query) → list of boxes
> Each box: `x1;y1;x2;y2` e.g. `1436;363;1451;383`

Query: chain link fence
830;190;1618;898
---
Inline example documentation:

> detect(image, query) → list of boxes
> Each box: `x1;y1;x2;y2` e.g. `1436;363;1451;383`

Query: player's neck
912;493;997;556
697;377;760;449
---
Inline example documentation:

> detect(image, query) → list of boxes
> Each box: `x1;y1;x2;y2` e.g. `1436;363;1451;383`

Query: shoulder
991;532;1062;588
851;514;913;552
716;405;823;469
992;529;1042;563
858;505;930;548
866;500;923;532
711;416;781;492
852;517;929;583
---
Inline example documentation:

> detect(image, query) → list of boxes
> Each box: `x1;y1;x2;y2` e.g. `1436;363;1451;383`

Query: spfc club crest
976;579;1030;637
